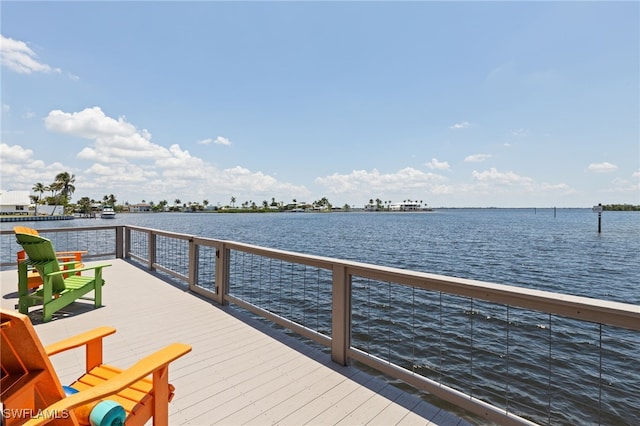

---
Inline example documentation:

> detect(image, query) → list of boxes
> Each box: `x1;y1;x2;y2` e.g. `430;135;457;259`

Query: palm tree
47;182;63;215
32;182;45;215
78;197;92;216
44;185;54;203
230;196;236;208
54;172;76;204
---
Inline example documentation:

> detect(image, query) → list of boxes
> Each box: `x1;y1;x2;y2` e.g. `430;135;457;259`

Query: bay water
17;208;637;303
4;208;639;424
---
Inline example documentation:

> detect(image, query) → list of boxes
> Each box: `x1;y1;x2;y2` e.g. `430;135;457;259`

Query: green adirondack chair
15;232;111;322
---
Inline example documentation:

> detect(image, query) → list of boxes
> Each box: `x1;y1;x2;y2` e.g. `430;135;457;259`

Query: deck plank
0;259;473;426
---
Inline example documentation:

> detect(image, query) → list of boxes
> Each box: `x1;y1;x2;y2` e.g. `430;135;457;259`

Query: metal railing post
188;238;198;291
215;243;230;306
124;227;131;259
115;226;124;259
331;264;351;366
148;230;156;270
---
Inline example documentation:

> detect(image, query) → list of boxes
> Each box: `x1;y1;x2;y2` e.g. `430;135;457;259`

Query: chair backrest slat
15;232;66;292
0;309;68;419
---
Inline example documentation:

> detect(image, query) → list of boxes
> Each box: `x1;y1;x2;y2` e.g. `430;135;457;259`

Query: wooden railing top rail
3;225;639;331
188;238;639;331
0;225;121;236
125;225;192;241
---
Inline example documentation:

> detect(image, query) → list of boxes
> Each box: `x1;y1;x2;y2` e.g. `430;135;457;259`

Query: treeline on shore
602;204;640;211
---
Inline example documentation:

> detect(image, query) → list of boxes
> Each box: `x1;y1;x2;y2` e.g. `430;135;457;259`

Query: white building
129;203;152;213
0;190;30;215
389;202;423;211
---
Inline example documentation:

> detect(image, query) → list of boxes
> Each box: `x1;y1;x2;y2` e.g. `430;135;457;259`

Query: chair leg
94;275;103;308
43;305;53;322
152;366;170;425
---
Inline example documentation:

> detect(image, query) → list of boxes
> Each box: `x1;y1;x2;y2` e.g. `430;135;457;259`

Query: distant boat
101;206;116;219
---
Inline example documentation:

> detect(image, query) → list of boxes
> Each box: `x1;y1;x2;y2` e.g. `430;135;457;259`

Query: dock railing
2;225;639;425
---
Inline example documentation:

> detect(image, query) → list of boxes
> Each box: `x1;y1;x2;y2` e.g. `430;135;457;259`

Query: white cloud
46;107;144;139
449;121;471;130
609;176;640;194
604;170;640;195
426;158;450;171
45;107;169;164
315;167;448;195
0;143;69;187
472;168;533;185
464;154;492;162
469;168;575;200
223;166;307;195
5;107;309;203
587;162;618;173
0;34;61;74
214;136;232;146
198;136;232;146
314;166;576;206
0;143;33;161
511;128;529;137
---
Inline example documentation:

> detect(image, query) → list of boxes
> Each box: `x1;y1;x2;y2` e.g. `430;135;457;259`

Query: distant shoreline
1;204;637;222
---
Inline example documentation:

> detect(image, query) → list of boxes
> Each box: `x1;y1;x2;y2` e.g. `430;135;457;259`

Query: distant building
130;203;152;213
389;202;422;211
0;190;30;215
363;203;380;211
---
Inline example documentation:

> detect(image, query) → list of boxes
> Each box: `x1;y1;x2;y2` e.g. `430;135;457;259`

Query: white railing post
331;264;351;366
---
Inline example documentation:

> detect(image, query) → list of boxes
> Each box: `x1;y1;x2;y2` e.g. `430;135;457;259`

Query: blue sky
1;1;638;208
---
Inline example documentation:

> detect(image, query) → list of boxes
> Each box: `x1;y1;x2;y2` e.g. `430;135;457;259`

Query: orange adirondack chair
0;308;192;426
14;227;87;291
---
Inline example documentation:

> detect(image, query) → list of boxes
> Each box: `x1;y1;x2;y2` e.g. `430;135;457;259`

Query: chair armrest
56;251;87;263
57;261;81;267
45;327;116;356
44;264;112;277
23;343;192;426
46;326;116;372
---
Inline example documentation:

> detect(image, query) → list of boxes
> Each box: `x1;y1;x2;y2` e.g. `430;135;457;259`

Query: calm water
16;208;637;303
4;208;639;424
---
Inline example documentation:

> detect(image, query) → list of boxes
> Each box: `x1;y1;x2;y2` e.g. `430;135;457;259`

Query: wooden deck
1;259;474;426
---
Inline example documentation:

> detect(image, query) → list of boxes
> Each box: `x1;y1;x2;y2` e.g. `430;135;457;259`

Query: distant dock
0;215;75;223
